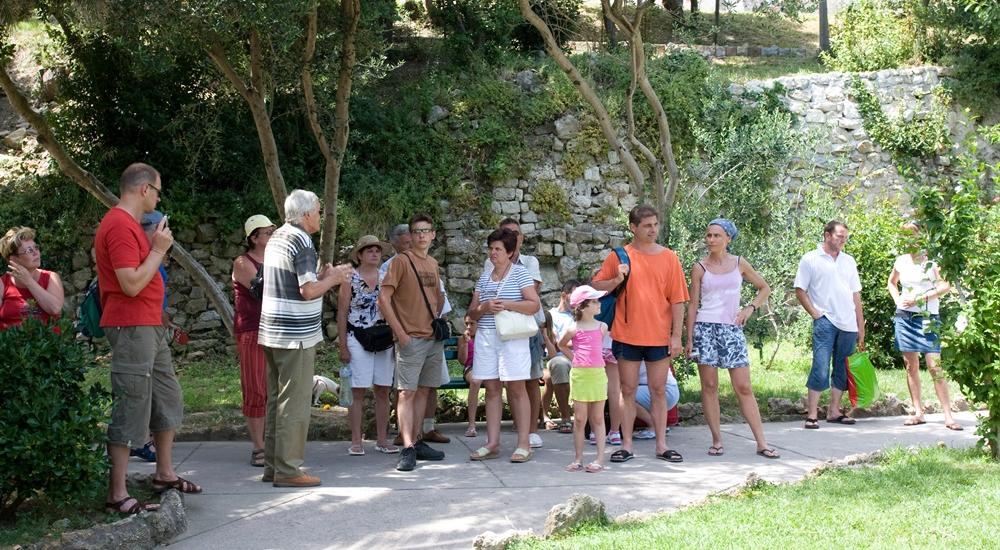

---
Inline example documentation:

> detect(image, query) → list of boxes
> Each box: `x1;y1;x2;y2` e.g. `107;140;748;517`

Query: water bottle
339;365;353;406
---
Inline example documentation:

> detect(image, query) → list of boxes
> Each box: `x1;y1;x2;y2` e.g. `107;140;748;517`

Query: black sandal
804;418;819;429
657;449;683;463
610;449;634;463
757;448;780;459
827;415;856;425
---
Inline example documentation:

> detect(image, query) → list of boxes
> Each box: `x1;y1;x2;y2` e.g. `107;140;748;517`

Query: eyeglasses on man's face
411;228;434;235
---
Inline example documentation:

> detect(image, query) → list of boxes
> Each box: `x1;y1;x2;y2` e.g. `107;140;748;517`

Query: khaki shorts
546;355;571;385
394;337;445;391
106;326;183;447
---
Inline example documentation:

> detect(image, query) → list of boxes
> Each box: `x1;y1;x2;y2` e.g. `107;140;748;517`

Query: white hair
284;189;320;224
389;223;410;244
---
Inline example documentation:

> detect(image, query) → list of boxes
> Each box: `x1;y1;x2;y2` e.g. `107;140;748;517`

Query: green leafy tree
912;125;1000;458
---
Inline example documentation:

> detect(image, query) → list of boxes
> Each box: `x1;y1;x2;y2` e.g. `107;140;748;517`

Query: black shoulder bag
404;253;452;341
348;278;394;352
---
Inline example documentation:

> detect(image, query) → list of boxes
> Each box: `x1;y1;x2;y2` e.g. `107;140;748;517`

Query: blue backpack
595;247;630;328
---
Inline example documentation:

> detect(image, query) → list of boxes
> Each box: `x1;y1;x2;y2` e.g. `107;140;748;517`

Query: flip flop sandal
904;417;927;426
375;444;400;454
804;418;820;429
152;476;203;494
106;496;160;515
565;462;584;472
707;445;724;456
945;423;964;431
465;426;477;437
348;445;365;456
470;447;499;461
558;422;573;434
585;462;607;473
251;448;266;467
757;448;780;459
610;449;634;463
827;415;856;425
510;448;533;463
544;420;560;431
657;449;684;463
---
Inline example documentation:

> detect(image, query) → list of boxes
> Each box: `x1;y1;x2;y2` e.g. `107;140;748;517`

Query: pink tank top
696;259;742;325
571;327;605;367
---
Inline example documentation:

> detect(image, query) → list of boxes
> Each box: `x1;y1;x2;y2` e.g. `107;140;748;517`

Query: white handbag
495;310;539;341
490;266;539;341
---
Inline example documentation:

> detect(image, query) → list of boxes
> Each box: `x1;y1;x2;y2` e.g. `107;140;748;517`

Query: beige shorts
394;337;445;391
106;326;183;447
546;355;572;385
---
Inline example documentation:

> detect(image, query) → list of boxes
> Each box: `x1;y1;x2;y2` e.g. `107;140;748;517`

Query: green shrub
822;0;919;72
844;200;906;369
531;180;571;224
850;77;951;161
912;124;1000;457
0;318;109;521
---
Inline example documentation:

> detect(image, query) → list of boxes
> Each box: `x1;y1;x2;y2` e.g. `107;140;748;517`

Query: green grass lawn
577;7;820;50
87;342;958;427
81;339;962;424
509;446;999;549
709;56;827;82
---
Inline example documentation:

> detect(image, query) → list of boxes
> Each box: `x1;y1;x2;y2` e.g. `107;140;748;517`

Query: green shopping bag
846;352;879;408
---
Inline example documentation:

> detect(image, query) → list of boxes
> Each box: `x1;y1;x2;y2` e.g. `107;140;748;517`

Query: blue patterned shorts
692;322;750;369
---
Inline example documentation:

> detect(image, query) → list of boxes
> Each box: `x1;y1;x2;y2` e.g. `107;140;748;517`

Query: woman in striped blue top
467;228;540;463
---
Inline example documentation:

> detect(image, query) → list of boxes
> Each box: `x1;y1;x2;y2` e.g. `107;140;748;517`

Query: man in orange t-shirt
95;163;202;515
593;204;689;464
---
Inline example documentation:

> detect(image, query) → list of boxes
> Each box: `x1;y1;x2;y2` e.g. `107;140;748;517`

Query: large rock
427;105;449;124
543;493;607;537
3;127;27;149
40;490;187;549
554;114;581;140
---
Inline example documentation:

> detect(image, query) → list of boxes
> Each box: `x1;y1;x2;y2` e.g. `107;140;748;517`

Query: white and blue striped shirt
258;223;323;349
475;263;534;331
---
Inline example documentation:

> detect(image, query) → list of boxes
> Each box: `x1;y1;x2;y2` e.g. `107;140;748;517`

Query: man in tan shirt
379;214;447;471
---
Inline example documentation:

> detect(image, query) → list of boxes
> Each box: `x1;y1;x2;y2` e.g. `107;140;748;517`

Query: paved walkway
143;412;979;549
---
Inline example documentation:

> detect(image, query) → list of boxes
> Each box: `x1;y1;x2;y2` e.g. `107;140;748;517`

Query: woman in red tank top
0;227;64;330
232;215;276;467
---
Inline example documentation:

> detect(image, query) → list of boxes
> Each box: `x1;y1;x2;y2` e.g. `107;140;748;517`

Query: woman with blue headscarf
684;219;779;459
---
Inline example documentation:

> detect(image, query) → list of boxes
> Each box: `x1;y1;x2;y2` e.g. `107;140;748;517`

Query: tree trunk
206;33;288;220
0;61;236;336
690;0;699;15
518;0;646;201
603;1;682;242
714;0;721;45
603;9;618;50
302;1;360;264
819;0;830;52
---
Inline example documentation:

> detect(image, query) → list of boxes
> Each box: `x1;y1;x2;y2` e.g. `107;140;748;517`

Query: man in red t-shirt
592;205;689;464
95;163;202;515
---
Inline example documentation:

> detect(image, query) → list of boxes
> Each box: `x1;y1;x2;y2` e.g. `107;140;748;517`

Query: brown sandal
152;476;203;494
106;496;160;515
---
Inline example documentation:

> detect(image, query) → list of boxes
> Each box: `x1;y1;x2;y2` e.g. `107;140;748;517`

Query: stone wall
438;66;996;321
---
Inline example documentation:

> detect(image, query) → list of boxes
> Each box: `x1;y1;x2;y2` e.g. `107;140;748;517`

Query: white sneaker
634;428;656;440
529;433;544;448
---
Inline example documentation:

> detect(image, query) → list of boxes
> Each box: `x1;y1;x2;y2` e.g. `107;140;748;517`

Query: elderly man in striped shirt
259;189;353;487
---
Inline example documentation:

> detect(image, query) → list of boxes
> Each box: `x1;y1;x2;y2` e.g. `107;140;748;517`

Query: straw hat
350;234;391;264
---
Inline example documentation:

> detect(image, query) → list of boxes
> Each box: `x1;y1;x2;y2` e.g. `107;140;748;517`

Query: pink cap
569;285;607;308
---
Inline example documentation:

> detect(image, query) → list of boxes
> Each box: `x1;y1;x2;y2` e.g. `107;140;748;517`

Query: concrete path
141;412;979;549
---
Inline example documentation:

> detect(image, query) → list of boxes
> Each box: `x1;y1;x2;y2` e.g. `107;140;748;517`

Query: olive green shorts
106;326;183;447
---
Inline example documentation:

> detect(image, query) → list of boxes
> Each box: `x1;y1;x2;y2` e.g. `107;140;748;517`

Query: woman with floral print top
337;235;398;455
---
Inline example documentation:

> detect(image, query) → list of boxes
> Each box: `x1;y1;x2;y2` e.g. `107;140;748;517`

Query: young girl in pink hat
558;285;611;473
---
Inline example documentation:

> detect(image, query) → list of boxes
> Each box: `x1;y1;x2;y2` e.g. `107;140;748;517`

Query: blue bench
439;336;470;390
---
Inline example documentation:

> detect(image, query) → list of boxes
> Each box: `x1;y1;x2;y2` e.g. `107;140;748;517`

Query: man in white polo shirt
794;220;866;429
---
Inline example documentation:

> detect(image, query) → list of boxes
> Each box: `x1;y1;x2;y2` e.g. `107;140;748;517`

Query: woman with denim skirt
887;222;962;431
